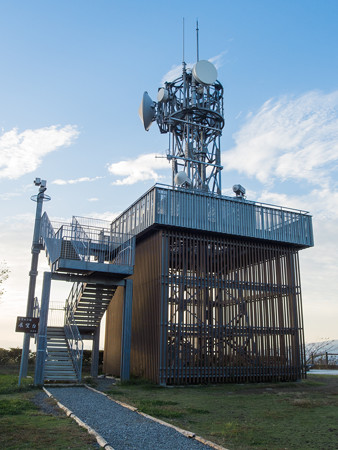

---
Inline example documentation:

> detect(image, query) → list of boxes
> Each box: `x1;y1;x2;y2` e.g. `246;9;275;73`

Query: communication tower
139;53;224;193
103;28;314;385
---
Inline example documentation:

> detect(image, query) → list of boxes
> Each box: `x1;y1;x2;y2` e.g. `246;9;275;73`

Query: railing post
91;324;100;377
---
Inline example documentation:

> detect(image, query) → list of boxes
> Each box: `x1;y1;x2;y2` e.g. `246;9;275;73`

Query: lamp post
18;178;50;385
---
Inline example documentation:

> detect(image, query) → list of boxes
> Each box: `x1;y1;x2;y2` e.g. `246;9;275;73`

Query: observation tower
103;50;314;384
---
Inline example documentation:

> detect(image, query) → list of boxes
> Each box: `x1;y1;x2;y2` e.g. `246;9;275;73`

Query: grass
0;367;97;449
103;374;338;449
1;365;337;449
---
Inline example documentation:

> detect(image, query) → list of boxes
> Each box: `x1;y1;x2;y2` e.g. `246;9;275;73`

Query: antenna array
139;28;224;194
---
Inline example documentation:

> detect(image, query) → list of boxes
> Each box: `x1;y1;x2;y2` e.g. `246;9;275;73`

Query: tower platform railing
40;212;135;273
110;184;313;248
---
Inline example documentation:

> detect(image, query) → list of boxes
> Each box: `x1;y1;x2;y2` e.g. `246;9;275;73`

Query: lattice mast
139;27;225;194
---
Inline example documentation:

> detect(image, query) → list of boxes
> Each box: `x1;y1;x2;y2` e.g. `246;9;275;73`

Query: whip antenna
196;19;199;62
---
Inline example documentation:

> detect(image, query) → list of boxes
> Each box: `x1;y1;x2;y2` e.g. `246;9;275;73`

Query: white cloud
221;91;338;341
108;153;169;185
0;192;21;201
0;125;79;180
223;90;338;186
161;51;226;84
52;176;103;185
88;197;99;202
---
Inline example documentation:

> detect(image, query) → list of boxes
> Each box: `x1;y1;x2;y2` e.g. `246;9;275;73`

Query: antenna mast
182;17;185;64
196;19;199;62
139;24;224;194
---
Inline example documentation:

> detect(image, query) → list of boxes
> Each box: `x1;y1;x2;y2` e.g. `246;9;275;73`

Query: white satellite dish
192;60;217;85
157;88;169;103
139;91;156;131
174;171;192;187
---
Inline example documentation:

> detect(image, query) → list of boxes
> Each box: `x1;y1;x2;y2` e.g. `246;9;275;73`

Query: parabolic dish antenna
157;88;169;103
174;171;192;187
139;91;156;131
192;60;217;85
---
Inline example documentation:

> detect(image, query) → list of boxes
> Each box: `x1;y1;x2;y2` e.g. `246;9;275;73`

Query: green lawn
0;368;97;449
1;365;337;450
100;375;338;450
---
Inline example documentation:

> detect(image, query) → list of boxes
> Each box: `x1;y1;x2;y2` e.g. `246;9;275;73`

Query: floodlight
233;184;246;198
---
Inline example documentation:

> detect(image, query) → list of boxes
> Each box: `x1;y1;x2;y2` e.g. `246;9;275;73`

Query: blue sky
1;0;338;348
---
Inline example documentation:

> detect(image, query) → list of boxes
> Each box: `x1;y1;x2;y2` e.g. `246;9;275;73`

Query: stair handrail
32;296;40;319
66;281;85;314
64;300;83;382
71;217;91;261
39;212;66;264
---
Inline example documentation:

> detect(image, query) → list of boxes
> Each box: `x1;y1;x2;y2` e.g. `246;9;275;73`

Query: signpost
16;316;39;334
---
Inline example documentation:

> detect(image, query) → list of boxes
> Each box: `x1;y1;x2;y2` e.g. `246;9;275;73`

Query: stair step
45;365;74;370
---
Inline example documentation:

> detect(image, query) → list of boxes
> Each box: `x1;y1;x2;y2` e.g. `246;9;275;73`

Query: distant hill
306;339;338;352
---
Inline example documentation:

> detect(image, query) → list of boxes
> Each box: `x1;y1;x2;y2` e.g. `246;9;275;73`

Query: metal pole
19;179;48;384
196;19;199;62
91;324;101;378
34;271;52;386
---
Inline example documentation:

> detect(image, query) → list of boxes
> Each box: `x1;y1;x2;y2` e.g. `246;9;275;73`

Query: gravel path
47;387;213;450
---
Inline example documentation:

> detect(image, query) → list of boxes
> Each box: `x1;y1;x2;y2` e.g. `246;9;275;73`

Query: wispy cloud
223;90;338;186
0;192;21;201
88;197;99;202
52;176;103;185
0;125;79;180
161;51;227;85
108;153;169;185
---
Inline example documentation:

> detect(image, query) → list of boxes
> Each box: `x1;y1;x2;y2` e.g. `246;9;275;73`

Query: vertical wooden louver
104;228;305;385
160;230;305;384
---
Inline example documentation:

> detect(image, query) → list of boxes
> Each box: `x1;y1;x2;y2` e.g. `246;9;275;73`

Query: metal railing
64;299;83;381
64;282;84;381
110;184;314;248
32;297;40;319
40;212;135;267
66;281;84;314
47;301;65;327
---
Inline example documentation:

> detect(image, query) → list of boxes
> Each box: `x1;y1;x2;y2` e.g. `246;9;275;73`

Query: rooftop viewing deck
110;184;314;248
40;213;135;276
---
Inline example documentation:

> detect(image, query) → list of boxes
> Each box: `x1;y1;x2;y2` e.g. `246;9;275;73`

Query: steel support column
120;279;133;382
19;186;45;379
91;324;101;378
34;272;52;386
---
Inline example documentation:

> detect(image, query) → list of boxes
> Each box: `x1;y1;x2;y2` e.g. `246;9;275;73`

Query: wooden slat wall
104;231;162;382
160;230;305;384
103;286;124;376
128;231;162;382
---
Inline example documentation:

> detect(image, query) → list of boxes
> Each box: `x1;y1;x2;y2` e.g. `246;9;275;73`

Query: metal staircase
44;327;78;381
67;282;117;336
34;212;135;384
